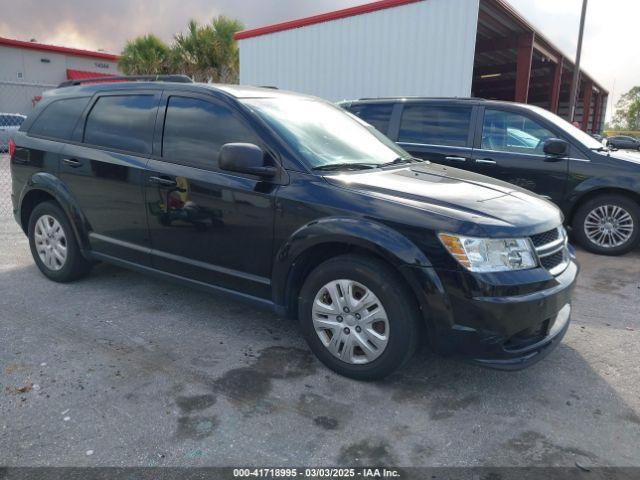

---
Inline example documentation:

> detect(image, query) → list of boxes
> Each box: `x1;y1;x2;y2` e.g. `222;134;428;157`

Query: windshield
243;97;411;169
525;104;604;149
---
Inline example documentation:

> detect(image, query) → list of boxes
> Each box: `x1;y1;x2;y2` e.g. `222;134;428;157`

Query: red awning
66;69;116;80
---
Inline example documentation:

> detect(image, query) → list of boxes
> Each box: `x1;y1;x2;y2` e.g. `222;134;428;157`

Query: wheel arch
272;217;436;321
19;173;92;254
567;186;640;224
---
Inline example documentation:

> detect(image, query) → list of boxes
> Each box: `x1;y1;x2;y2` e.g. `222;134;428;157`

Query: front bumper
404;254;579;370
470;302;571;370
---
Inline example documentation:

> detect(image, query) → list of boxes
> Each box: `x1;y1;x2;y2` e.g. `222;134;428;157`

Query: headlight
438;233;537;272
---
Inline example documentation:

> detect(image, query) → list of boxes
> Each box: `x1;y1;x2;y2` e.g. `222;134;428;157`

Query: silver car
0;113;26;152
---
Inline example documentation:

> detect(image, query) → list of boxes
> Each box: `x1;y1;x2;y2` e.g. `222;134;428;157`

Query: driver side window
482;109;555;155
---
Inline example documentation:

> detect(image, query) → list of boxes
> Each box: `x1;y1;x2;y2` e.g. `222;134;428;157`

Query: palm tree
210;16;244;83
172;16;244;83
172;20;216;82
119;16;244;82
119;34;171;75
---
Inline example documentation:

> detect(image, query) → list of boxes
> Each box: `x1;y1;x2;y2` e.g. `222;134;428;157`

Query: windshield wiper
379;157;423;167
312;162;379;172
589;146;611;152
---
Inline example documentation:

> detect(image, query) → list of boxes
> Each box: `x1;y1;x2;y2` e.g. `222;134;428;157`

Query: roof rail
57;74;193;88
356;96;485;101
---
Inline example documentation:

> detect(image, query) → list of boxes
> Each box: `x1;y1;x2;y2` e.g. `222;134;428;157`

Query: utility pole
569;0;588;123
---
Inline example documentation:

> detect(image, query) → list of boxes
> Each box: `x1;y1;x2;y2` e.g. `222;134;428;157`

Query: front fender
272;216;434;308
20;172;92;252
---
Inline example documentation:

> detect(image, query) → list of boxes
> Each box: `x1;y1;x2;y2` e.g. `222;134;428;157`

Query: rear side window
30;97;89;140
84;95;157;154
398;104;471;147
162;96;260;170
347;103;394;134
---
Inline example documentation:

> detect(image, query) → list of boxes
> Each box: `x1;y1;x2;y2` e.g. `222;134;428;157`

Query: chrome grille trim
533;227;570;276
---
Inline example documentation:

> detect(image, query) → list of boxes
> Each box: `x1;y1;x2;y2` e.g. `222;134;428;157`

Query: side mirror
543;138;568;157
219;143;276;178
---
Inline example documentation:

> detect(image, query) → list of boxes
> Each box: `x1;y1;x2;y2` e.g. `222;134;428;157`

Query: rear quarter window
29;97;89;140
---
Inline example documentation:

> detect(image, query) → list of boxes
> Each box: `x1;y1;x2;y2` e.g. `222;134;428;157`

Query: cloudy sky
0;0;637;118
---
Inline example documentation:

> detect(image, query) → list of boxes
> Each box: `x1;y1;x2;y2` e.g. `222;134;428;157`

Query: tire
298;254;420;380
572;194;640;255
28;201;92;282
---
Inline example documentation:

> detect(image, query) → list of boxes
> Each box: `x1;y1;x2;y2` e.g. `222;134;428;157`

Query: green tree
210;16;244;83
119;34;171;75
172;20;217;82
611;86;640;130
172;16;244;83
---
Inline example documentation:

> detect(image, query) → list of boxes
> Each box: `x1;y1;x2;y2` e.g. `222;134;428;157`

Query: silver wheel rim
312;279;389;365
584;204;634;248
34;215;67;271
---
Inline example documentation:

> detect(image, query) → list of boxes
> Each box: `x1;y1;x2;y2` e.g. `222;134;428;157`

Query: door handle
475;158;497;165
445;156;467;162
62;158;83;168
148;176;177;187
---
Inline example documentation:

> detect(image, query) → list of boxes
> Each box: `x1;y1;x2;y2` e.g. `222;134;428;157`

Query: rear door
143;92;278;299
394;102;475;168
59;90;161;265
469;107;568;202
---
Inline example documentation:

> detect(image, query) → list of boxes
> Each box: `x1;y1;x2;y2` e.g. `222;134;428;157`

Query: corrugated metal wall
238;0;480;102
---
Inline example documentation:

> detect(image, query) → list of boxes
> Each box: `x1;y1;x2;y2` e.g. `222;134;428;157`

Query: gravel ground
0;155;639;468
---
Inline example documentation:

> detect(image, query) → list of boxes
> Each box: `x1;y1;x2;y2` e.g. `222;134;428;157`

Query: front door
144;94;277;299
469;107;568;203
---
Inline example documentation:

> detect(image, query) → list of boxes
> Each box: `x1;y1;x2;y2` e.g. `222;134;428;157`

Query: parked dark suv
607;135;640;151
11;77;577;379
341;98;640;255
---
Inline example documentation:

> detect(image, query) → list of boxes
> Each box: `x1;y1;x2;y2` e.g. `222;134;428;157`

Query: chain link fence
1;80;56;227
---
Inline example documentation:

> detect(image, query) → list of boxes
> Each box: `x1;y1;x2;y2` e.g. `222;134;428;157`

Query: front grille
530;228;559;247
530;226;569;276
540;250;564;270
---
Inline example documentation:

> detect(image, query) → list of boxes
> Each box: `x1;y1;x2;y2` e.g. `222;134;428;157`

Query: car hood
324;162;562;236
605;149;640;165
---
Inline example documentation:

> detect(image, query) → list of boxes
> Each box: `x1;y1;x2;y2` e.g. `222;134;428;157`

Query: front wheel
298;254;420;380
572;194;640;255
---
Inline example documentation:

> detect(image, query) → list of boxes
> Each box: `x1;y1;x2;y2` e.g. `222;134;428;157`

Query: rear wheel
298;254;420;380
572;194;639;255
28;201;92;282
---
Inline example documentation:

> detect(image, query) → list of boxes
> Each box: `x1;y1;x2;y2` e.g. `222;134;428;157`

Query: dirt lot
0;155;639;468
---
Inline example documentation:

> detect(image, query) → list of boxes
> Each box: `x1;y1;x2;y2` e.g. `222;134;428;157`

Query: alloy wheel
584;204;634;248
312;279;389;365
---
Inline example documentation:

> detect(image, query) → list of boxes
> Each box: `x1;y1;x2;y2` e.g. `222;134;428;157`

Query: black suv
341;98;640;255
11;78;577;379
607;135;640;151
